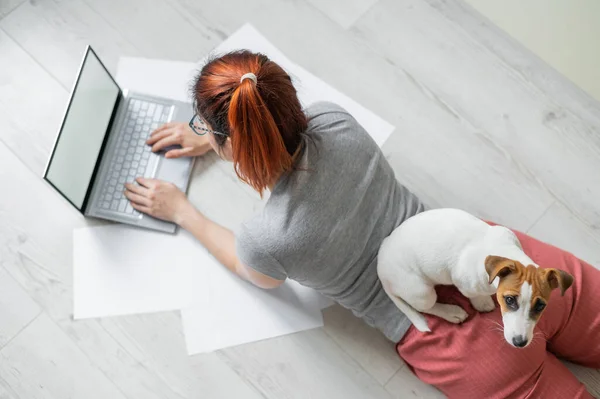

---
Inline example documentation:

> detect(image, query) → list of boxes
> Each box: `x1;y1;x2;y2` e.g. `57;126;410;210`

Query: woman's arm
124;177;284;289
176;204;284;289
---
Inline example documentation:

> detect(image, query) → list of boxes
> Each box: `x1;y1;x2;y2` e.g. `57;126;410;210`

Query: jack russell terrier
377;208;573;348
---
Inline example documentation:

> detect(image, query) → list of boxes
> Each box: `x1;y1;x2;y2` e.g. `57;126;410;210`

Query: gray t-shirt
236;101;425;342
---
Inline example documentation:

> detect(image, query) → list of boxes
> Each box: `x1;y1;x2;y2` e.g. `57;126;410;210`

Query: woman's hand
124;178;192;224
147;122;212;158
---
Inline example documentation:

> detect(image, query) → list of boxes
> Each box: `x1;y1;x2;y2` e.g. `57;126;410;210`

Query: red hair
193;50;307;194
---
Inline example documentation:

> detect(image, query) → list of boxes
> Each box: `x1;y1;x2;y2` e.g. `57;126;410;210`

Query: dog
377;208;573;348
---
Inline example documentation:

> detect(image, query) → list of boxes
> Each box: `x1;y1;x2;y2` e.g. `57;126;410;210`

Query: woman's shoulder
304;102;375;149
304;102;363;136
305;101;353;120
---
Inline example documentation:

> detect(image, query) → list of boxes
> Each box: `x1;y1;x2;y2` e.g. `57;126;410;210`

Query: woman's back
237;101;426;341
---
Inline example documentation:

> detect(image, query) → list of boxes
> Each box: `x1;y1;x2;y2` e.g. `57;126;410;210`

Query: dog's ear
545;269;574;296
485;256;516;284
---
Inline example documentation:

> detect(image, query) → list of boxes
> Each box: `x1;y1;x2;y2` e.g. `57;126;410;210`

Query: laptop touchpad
156;156;193;192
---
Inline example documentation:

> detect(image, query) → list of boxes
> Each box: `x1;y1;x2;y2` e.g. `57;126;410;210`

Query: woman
124;50;600;398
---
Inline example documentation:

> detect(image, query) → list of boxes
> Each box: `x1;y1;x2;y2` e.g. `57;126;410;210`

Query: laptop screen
45;47;121;211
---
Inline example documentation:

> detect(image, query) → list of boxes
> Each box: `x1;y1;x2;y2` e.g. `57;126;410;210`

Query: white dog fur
377;208;537;343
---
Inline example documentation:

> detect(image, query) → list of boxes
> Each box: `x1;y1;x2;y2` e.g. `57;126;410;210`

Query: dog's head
485;255;573;348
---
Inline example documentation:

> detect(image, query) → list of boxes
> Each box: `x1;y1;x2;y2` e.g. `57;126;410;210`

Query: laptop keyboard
97;98;171;217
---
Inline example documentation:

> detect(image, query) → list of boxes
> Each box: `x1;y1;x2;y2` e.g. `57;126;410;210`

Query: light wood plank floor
1;0;599;397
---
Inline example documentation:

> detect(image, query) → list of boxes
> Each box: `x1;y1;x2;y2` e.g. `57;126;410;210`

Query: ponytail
193;50;308;195
228;77;292;195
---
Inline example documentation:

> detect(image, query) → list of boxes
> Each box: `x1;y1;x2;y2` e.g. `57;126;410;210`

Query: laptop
44;46;194;233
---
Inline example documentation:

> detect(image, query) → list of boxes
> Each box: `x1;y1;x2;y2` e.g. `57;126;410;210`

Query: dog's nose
512;336;528;348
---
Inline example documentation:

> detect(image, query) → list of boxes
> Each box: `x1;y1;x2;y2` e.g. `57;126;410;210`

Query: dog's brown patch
485;255;573;318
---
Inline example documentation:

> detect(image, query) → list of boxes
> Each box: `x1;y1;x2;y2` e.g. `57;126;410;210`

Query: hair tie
240;72;257;85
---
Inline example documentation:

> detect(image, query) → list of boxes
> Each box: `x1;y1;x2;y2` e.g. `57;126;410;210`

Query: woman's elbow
251;277;285;289
236;262;285;289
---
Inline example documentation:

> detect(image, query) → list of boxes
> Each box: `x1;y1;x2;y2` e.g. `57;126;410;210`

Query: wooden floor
1;0;600;397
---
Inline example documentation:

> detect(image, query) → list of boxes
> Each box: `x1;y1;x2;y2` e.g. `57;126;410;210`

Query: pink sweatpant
396;228;600;399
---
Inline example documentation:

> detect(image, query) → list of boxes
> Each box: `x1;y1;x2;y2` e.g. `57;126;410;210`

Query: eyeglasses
189;114;228;137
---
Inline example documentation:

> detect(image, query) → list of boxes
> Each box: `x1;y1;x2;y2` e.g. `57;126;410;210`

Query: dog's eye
504;296;518;309
533;300;546;312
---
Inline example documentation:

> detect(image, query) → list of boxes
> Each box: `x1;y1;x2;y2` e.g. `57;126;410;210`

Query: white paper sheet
73;226;207;319
115;59;198;104
116;24;395;147
182;263;324;354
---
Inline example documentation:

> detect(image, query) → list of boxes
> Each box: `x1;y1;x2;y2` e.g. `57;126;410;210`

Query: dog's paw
412;317;431;333
437;304;469;324
470;296;496;313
